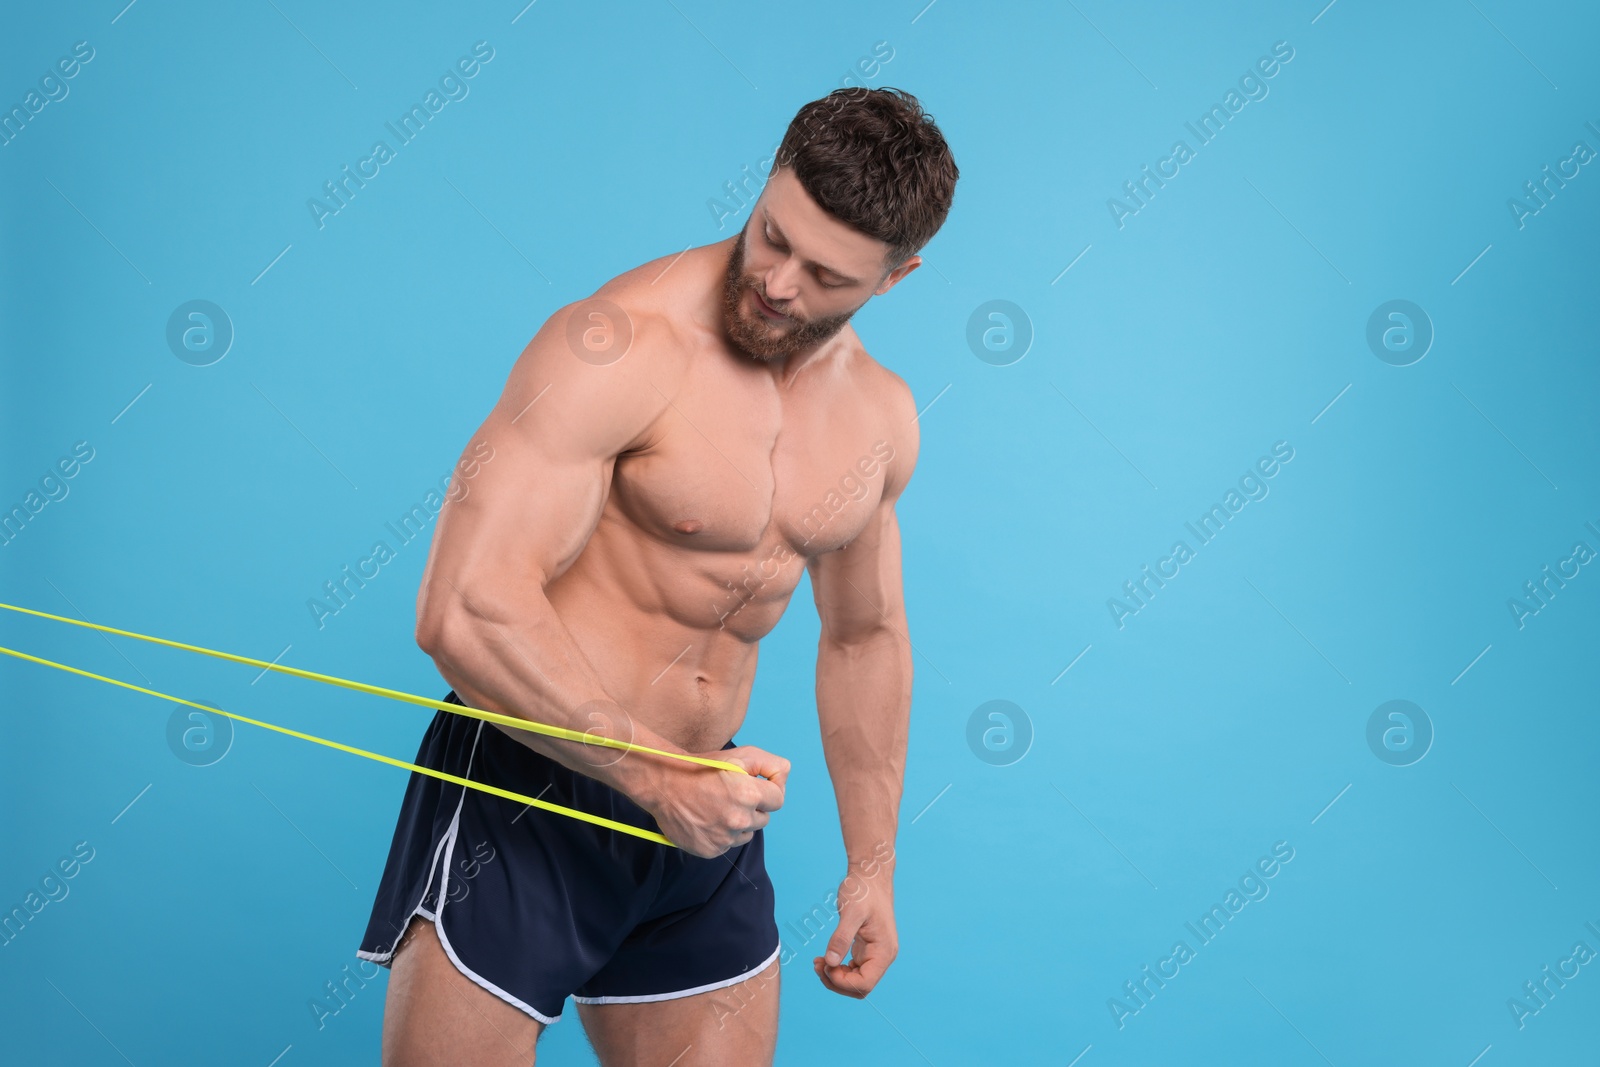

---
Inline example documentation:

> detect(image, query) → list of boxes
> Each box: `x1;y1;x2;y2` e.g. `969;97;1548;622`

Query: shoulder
493;274;690;458
570;247;715;383
842;340;920;499
539;242;720;386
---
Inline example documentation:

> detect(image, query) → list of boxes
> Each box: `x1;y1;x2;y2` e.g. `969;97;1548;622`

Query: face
721;167;920;362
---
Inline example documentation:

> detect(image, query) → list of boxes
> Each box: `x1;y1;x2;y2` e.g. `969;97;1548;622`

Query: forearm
422;577;680;808
815;623;911;874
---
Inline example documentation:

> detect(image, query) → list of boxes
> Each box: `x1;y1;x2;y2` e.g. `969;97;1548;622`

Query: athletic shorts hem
353;907;564;1026
432;907;565;1025
569;941;783;1006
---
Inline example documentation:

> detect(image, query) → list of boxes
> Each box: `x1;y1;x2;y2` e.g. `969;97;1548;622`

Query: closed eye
765;225;847;288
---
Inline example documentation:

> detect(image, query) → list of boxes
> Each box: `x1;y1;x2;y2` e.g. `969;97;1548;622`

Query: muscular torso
538;238;905;753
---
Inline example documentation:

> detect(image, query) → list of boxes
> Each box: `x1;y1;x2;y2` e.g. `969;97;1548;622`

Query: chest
609;366;892;557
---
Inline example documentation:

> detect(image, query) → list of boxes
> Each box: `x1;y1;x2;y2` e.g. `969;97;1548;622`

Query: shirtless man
357;86;958;1066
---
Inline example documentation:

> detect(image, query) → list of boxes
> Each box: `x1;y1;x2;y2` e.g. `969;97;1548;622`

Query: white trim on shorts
356;721;566;1026
354;825;456;967
569;940;784;1006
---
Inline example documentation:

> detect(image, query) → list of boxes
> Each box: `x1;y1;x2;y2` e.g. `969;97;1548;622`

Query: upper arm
806;374;921;645
415;297;674;645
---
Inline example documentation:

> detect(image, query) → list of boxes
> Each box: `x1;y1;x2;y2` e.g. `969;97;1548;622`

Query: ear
874;253;922;296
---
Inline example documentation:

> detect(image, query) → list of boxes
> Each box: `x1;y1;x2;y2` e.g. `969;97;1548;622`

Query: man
357;86;958;1065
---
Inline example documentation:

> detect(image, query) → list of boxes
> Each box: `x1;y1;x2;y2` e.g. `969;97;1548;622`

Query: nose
761;259;803;306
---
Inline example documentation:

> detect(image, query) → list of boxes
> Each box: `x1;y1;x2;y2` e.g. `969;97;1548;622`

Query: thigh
382;915;545;1067
575;955;781;1067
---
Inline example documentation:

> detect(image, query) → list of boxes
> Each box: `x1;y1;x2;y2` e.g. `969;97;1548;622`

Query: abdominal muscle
541;516;802;755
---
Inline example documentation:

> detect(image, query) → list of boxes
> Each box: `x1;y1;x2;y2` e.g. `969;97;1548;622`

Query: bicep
808;372;921;640
808;499;908;644
417;302;668;627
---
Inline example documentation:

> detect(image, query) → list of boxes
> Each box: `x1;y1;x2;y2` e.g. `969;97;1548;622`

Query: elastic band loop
0;643;677;847
0;602;745;775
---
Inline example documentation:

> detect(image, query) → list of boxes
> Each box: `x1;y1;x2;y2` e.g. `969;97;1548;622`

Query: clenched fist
643;746;790;858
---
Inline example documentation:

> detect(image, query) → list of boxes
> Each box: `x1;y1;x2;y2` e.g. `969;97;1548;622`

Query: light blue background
3;1;1597;1063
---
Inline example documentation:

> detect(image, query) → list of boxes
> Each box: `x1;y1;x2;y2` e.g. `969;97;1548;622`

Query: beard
720;229;865;362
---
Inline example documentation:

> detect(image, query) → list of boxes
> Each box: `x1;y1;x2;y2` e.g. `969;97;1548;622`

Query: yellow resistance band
0;644;679;846
0;601;753;847
0;603;744;774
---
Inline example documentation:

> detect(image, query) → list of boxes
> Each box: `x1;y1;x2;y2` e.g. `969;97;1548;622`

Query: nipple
673;519;704;534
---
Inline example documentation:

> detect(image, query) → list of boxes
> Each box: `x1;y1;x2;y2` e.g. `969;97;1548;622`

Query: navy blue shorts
357;692;781;1024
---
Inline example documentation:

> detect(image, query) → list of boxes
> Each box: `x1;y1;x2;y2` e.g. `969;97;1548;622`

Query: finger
812;957;870;998
824;913;863;967
827;967;874;997
848;944;892;988
730;746;789;783
751;778;785;813
763;755;791;791
855;925;898;972
821;941;891;995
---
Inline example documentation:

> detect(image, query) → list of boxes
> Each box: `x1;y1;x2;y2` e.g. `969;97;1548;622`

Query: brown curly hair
772;86;959;273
